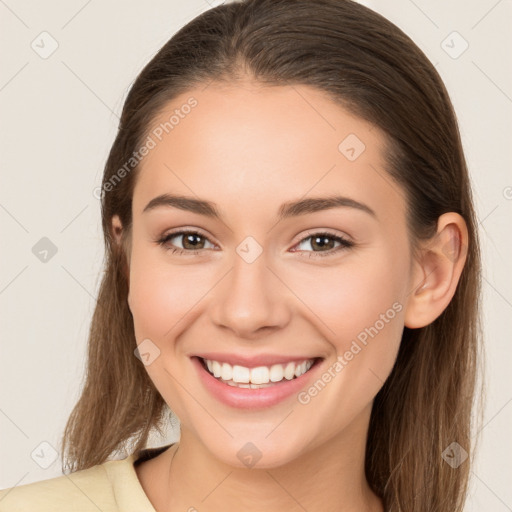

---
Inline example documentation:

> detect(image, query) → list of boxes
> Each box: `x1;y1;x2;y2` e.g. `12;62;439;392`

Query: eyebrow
142;193;376;220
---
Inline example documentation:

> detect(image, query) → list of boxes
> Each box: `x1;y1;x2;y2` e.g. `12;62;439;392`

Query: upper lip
193;353;321;368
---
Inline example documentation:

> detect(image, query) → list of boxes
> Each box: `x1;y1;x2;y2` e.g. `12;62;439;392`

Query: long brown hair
61;1;483;509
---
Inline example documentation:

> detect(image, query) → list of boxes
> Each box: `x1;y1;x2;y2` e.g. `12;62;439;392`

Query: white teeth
221;362;233;381
284;362;296;380
294;362;305;378
250;366;270;384
269;364;284;382
202;357;315;385
212;360;222;378
232;365;250;383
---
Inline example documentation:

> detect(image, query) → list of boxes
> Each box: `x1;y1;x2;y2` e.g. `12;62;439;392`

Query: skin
111;81;468;512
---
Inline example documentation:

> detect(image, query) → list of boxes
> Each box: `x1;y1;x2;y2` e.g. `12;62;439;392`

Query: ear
404;212;469;329
111;215;131;296
111;214;123;246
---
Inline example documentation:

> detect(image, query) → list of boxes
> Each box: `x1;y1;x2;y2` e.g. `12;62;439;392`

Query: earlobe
404;213;468;329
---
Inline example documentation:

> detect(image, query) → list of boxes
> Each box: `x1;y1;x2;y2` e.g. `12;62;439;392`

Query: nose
210;252;291;340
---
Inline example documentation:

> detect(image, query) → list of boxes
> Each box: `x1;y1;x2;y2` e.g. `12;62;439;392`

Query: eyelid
290;228;353;247
157;227;218;250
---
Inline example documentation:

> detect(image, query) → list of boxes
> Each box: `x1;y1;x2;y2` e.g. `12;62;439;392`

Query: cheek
288;256;406;434
336;275;404;355
329;253;406;394
287;249;406;361
127;248;203;340
312;264;399;314
128;273;173;340
126;249;207;415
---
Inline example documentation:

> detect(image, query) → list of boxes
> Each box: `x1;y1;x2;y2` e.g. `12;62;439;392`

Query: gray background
1;0;511;509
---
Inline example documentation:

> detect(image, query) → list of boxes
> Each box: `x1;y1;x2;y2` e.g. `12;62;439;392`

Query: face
122;82;415;468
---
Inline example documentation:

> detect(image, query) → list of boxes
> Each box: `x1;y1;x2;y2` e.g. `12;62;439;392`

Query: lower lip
191;356;322;409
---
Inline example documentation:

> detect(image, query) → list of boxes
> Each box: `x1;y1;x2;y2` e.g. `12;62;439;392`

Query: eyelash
156;229;354;258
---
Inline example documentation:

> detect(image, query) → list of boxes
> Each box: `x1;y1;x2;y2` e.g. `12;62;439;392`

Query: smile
191;354;324;409
201;357;315;388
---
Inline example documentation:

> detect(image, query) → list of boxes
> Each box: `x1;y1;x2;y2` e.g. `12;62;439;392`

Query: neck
153;405;383;512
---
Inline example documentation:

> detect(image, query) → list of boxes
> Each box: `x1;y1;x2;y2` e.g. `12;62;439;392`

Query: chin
199;431;313;470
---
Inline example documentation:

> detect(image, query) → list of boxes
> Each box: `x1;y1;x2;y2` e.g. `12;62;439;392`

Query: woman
0;0;482;510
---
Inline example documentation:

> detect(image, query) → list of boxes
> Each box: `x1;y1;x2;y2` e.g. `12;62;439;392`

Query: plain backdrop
1;0;511;509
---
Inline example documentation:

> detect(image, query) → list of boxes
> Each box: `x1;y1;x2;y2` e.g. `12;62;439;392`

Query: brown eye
157;230;215;255
293;232;354;257
180;232;206;250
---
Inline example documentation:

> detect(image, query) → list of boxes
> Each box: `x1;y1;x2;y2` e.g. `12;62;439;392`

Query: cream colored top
0;444;172;511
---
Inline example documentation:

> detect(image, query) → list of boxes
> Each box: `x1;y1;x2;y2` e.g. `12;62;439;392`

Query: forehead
132;82;406;225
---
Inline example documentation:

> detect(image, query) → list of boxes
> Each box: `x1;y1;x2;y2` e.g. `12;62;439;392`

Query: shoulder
0;456;136;512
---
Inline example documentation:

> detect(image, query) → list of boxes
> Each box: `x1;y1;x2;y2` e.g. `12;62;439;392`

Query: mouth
198;356;320;388
191;354;324;409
